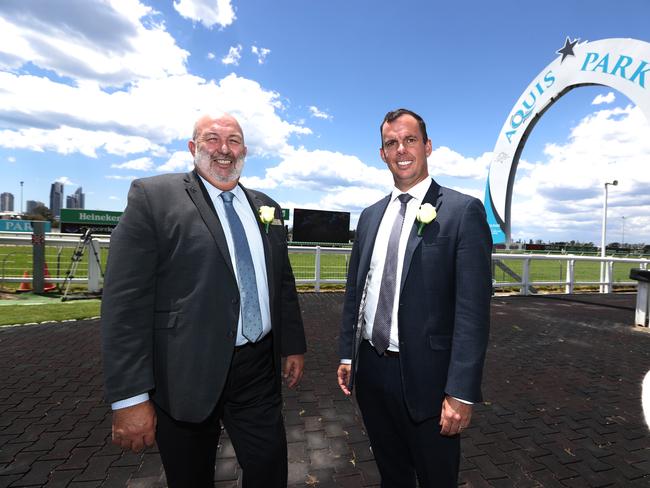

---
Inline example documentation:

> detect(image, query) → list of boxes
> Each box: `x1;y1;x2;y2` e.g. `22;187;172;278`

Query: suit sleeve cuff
111;393;150;410
451;395;473;405
340;359;352;365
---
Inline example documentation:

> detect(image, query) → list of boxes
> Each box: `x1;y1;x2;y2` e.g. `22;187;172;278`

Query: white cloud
309;106;332;120
105;175;139;180
0;125;165;158
0;0;189;87
251;45;271;64
55;176;75;186
108;196;119;200
222;44;242;66
427;147;491;179
173;0;236;29
0;71;309;158
592;92;616;105
511;105;650;242
7;156;16;163
111;157;154;171
251;147;390;191
157;151;193;172
207;52;215;60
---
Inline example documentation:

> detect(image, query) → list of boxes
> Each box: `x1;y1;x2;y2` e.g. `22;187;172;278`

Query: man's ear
425;139;432;157
379;147;386;163
188;140;196;157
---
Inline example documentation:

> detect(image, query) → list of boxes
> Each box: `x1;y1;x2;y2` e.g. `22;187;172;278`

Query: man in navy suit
337;108;492;487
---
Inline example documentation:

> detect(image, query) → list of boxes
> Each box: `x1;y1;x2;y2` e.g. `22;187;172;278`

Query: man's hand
283;354;305;388
439;396;472;437
112;400;157;452
337;364;352;396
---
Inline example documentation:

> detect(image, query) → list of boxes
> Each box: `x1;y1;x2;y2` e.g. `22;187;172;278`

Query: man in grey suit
337;108;492;487
102;113;306;487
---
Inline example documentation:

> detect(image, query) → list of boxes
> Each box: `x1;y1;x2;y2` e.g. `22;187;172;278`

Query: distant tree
24;204;53;222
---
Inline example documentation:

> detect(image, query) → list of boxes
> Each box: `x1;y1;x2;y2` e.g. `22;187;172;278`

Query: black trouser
155;333;287;488
355;340;460;488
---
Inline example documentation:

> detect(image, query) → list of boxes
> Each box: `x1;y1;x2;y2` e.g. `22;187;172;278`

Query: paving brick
101;466;134;488
0;293;648;488
57;446;102;471
7;459;64;486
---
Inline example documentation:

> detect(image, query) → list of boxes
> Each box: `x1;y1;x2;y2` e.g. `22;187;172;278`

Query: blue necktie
221;191;263;343
372;193;412;355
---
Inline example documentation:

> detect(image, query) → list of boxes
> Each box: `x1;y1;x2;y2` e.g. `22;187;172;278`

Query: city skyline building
1;192;14;212
66;186;85;209
49;182;64;219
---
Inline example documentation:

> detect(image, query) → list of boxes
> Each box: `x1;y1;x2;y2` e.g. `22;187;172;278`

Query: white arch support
485;37;650;244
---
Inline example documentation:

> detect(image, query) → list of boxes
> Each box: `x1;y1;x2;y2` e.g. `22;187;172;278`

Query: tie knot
397;193;412;205
221;191;234;204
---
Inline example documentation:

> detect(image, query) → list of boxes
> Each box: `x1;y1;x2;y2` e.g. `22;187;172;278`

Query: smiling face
189;114;247;191
380;114;432;192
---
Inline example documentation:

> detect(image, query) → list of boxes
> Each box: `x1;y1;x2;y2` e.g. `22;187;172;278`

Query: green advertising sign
60;209;122;225
60;209;123;234
281;208;290;220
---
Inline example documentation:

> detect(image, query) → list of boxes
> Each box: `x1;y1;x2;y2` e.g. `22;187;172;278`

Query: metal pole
20;181;24;214
600;180;617;293
622;216;625;246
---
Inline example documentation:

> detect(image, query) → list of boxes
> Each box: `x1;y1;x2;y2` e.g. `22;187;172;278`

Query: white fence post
605;260;614;294
314;246;321;293
87;240;102;293
565;258;575;294
521;258;530;296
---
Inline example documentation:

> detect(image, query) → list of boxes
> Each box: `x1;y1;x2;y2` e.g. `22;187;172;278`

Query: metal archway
485;37;650;244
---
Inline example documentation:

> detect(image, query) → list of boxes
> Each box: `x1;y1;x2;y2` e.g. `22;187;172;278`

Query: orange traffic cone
17;271;32;293
43;263;56;292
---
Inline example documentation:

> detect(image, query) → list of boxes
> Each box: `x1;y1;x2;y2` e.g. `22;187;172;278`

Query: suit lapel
399;179;442;293
184;171;236;280
240;184;275;305
359;195;391;286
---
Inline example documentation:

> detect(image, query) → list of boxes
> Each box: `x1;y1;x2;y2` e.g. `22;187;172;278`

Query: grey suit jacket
339;178;492;422
101;171;305;423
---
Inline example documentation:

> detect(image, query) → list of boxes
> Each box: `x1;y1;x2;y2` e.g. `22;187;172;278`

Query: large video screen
292;208;350;244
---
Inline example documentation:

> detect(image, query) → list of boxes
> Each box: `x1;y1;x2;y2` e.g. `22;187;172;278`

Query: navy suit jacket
339;178;492;422
102;171;306;423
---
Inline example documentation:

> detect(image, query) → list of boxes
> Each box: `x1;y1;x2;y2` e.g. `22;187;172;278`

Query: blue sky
1;0;649;244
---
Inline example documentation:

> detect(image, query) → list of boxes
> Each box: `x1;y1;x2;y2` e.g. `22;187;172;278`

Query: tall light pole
20;181;24;214
600;180;618;293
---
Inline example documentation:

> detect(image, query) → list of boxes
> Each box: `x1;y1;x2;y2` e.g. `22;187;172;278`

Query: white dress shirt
112;177;271;410
362;177;432;352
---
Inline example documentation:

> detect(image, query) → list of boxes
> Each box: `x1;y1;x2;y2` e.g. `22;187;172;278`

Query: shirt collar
390;177;432;204
197;172;244;203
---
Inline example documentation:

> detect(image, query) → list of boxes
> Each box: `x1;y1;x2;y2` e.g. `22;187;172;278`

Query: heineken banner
60;209;122;234
484;38;650;244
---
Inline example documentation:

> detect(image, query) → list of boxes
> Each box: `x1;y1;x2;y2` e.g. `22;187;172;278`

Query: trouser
155;333;287;488
355;340;460;488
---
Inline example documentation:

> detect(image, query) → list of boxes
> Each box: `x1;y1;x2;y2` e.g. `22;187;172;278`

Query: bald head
192;113;244;143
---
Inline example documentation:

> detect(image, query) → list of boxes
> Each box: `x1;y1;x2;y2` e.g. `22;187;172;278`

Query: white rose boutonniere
415;203;437;236
259;206;275;233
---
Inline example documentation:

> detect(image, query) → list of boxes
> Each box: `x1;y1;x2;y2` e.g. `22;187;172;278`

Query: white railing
1;233;649;294
491;253;649;295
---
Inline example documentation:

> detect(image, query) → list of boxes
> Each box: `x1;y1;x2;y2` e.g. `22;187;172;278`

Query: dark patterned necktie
372;193;412;355
221;191;263;342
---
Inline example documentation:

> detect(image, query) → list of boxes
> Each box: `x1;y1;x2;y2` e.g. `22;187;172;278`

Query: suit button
232;297;239;305
228;330;235;338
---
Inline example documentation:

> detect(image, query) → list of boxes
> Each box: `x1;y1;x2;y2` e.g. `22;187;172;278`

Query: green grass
0;299;101;326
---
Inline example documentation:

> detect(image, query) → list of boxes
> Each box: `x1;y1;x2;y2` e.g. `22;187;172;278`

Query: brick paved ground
0;293;648;487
